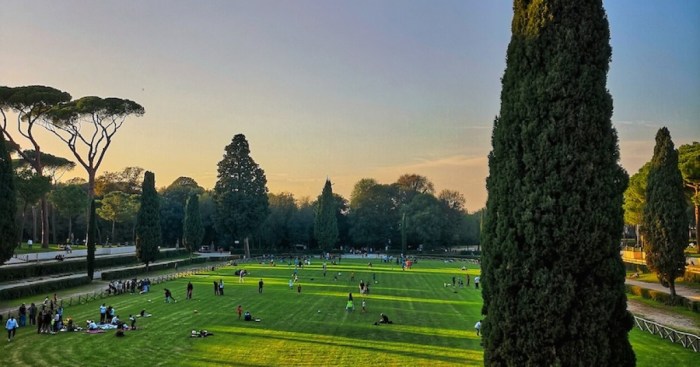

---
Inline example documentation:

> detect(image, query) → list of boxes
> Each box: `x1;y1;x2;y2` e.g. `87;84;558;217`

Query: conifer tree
136;171;161;270
0;133;17;264
314;179;339;251
481;1;634;365
86;199;97;280
214;134;269;258
183;192;204;256
642;128;688;300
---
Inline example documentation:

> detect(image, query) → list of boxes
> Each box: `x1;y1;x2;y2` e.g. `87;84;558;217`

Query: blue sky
1;0;698;211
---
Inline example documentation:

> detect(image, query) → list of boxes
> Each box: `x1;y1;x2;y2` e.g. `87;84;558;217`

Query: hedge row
157;248;190;259
0;255;138;282
622;261;700;284
625;284;700;313
100;257;210;281
0;276;91;301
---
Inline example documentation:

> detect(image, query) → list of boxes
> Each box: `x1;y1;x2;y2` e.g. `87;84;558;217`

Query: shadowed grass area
0;259;696;366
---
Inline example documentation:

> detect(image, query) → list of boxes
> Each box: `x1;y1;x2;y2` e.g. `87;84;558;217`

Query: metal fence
634;315;699;352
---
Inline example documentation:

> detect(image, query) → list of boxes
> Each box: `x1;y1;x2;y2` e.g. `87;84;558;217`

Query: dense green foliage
213;134;269;257
160;176;204;247
136;171;162;268
0;133;17;264
678;142;700;247
87;199;97;280
49;183;89;242
481;1;634;365
183;193;204;254
624;162;652;246
642;128;688;299
97;191;140;243
314;179;339;250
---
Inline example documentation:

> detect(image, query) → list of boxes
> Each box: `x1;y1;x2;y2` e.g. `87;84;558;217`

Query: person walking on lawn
6;315;18;341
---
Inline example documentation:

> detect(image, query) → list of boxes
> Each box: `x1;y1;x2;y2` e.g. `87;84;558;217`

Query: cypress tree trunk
481;1;634;365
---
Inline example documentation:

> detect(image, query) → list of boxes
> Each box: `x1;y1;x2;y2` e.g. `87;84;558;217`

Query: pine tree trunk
244;237;251;259
41;198;50;247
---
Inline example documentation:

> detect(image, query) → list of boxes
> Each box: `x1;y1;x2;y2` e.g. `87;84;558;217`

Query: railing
634;315;699;352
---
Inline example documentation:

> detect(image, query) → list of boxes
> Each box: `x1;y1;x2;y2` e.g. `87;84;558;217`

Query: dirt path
627;299;699;333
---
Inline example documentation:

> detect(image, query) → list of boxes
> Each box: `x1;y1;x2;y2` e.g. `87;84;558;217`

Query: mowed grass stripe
1;259;697;366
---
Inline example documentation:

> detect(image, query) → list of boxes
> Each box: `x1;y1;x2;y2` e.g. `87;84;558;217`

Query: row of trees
0;132;479;265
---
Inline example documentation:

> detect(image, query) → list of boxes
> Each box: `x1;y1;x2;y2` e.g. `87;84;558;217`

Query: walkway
625;279;700;302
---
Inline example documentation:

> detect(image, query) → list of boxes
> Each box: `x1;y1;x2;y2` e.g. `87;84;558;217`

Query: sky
1;0;698;212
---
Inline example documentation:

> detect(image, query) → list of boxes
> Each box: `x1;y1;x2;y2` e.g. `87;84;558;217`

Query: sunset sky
1;1;698;211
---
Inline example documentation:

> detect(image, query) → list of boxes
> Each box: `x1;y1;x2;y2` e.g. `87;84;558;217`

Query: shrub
625;284;700;313
0;275;91;301
0;255;138;282
100;257;210;280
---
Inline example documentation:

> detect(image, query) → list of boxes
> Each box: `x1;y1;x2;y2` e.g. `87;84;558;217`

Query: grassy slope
0;259;696;366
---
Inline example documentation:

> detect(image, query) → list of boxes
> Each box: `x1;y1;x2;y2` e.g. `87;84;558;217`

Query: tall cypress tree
481;1;634;365
214;134;269;258
183;192;204;257
86;199;97;280
0;133;18;264
136;171;161;270
642;128;688;300
314;179;339;251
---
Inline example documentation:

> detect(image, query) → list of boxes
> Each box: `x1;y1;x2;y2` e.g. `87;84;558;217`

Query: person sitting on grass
87;320;98;330
346;300;355;312
244;311;252;321
374;313;393;325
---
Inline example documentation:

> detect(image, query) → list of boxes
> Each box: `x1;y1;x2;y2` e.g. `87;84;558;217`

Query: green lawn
1;259;696;366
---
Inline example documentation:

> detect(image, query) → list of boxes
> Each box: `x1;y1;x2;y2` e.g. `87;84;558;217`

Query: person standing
213;281;219;296
475;320;482;336
258;279;264;293
288;278;293;290
27;239;32;250
6;315;18;342
237;305;243;320
361;299;367;313
219;279;224;296
99;304;107;324
474;276;480;289
186;282;193;300
28;303;36;326
18;304;26;327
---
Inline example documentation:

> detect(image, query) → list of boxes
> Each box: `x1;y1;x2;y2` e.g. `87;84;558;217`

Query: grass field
1;259;697;366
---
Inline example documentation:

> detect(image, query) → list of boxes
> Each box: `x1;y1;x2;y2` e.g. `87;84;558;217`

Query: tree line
0;124;481;265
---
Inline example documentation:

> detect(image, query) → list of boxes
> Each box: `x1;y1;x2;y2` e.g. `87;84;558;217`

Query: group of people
107;278;152;295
